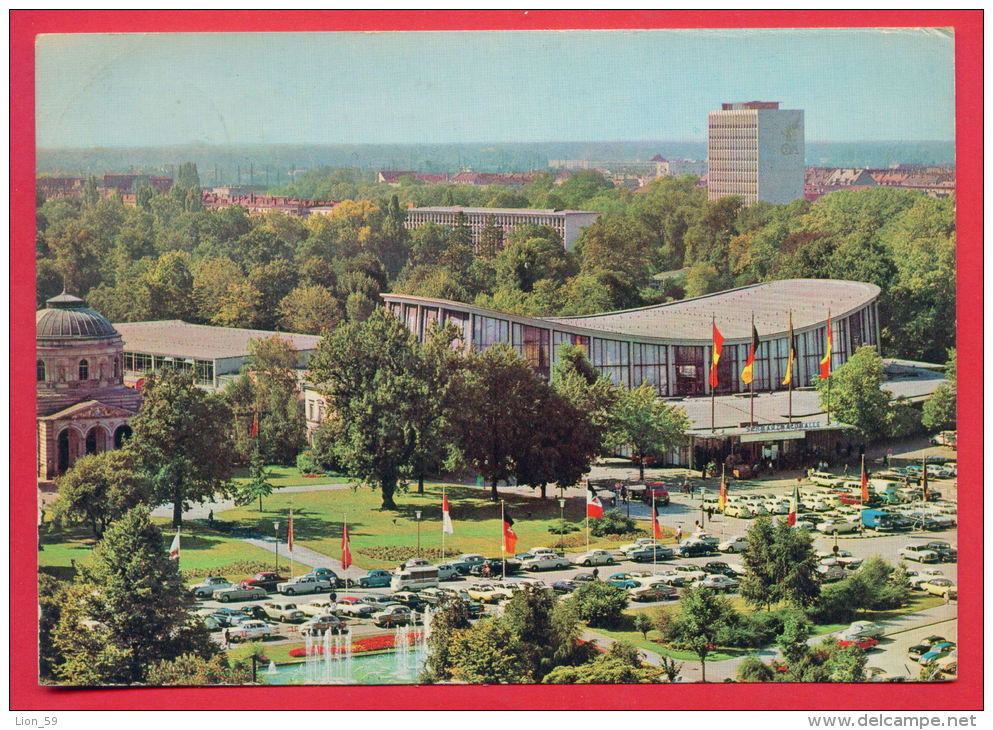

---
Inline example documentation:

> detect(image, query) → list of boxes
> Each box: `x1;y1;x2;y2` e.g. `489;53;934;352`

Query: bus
390;565;439;592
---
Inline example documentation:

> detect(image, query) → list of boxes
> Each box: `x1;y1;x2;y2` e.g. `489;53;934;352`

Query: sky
36;28;955;148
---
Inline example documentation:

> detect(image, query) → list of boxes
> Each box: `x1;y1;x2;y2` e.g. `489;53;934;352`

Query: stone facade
36;293;142;485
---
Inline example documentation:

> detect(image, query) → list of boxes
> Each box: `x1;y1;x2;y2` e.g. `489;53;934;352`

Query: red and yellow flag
741;321;760;385
782;311;796;386
718;472;728;511
709;322;724;388
820;314;833;379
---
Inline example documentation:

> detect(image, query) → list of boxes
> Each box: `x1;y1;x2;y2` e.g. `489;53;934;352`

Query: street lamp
415;511;422;557
558;497;566;550
273;521;280;573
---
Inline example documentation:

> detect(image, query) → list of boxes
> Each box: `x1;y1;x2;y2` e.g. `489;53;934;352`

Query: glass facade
383;297;880;396
123;351;214;386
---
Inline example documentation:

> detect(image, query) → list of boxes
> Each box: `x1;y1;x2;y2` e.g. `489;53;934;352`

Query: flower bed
288;632;424;657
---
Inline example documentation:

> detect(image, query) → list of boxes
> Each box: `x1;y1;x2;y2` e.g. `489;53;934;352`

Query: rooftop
112;320;322;361
407;206;597;216
543;279;880;342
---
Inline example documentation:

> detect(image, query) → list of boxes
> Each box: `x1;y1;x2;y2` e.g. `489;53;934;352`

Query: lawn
231;465;349;488
216;482;665;570
38;520;310;583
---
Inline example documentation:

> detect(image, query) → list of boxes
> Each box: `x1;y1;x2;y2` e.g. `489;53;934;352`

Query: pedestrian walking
223;628;231;650
592;568;600;581
482;563;491;579
620;485;628;504
706;507;713;523
675;526;682;542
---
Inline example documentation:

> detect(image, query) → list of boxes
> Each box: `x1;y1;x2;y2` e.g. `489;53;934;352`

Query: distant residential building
803;165;954;202
549;158;706;189
708;101;805;205
378;170;451;185
450;171;537;187
403;206;600;251
200;192;334;217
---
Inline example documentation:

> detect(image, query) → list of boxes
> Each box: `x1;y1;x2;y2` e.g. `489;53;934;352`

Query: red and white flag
341;522;352;569
169;529;181;560
586;487;604;519
787;483;800;527
442;493;454;535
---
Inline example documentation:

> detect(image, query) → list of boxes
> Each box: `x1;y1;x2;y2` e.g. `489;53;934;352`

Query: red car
642;483;670;506
839;493;865;506
837;637;879;650
240;572;287;591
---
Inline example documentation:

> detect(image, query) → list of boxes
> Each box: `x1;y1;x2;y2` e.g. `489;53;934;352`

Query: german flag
709;322;724;388
740;320;760;386
820;313;833;379
782;312;796;386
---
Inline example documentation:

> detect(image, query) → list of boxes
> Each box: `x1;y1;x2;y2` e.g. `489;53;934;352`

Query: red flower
287;632;423;658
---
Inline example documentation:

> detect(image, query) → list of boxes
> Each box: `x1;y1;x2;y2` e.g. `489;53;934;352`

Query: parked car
391;591;428;611
724;504;755;519
629;545;675;563
670;565;706;583
277;575;335;596
702;561;737;577
302;567;340;584
520;554;571;572
607;573;642;589
923;541;957;562
677;540;716;558
898;545;941;563
228;620;277;643
808;471;842;487
574;549;616;567
469;558;522;576
300;614;348;636
190;576;235;598
919;578;957;599
241;572;287;592
630;583;678;602
358;569;394;588
837;636;879;650
373;605;414;628
905;569;945;590
301;599;340;617
699;575;739;592
200;608;251;630
552;580;578;594
817;518;858;534
465;584;504;603
573;572;596;583
450;554;487;575
435;563;462;581
907;637;948;661
719;537;748;553
639;483;671;506
847;621;884;639
330;597;374;616
817;566;849;583
935;651;958;675
619;538;661;556
361;594;399;608
215;584;268;602
650;570;688;587
919;643;956;666
261;601;306;623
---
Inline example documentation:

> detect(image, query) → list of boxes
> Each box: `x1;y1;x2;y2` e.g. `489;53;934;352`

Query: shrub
547;519;580;535
736;656;775;683
572;581;629;628
588;509;637;537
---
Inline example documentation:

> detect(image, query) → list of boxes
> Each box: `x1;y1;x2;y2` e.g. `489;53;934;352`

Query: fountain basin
262;650;427;685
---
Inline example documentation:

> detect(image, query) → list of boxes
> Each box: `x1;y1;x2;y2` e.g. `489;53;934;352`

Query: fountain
266;661;277;675
394;623;412;680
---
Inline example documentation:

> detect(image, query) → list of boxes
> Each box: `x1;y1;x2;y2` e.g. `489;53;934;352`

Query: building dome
36;292;119;341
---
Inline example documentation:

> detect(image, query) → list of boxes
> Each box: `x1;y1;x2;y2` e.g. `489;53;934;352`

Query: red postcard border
9;9;983;711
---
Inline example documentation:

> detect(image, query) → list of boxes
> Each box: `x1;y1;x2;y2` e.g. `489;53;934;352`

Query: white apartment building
403;206;599;251
708;101;804;205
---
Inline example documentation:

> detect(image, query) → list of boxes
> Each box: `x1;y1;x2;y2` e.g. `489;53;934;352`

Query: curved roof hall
36;293;120;341
542;279;879;342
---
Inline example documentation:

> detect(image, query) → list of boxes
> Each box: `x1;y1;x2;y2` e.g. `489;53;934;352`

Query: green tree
542;649;656;684
238;448;275;512
494;235;575;293
52;508;217;685
921;383;956;432
450;343;546;501
633;612;653;640
447;618;534;684
735;656;775;682
822;644;867;682
609;383;689;480
145;653;253;686
571;581;629;628
127;368;236;527
306;308;422;509
52;450;154;538
776;612;813;665
768;519;821;608
477;215;504;259
277;284;344;334
816;346;892;444
421;598;474;683
740;517;777;611
677;586;739;682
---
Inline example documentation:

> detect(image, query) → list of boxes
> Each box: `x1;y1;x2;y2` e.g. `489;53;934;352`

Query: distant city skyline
36;28;955;149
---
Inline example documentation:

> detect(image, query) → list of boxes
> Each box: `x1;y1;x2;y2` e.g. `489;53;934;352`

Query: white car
277;575;335;596
191;576;235;598
724;504;754;519
765;501;790;515
817;518;858;534
574;549;616;567
227;620;277;643
670;565;706;583
899;545;941;563
847;621;884;639
906;569;945;589
619;538;660;555
719;537;748;553
520;554;571;571
301;599;340;617
699;575;739;592
746;502;770;516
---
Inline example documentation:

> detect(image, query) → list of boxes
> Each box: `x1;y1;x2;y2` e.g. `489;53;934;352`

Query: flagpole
500;500;506;580
825;310;832;427
652;487;657;576
288;502;293;579
441;485;446;560
787;311;794;424
711;314;716;433
750;313;755;426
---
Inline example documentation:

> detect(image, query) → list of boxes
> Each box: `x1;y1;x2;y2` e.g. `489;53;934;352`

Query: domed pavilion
36;292;142;485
